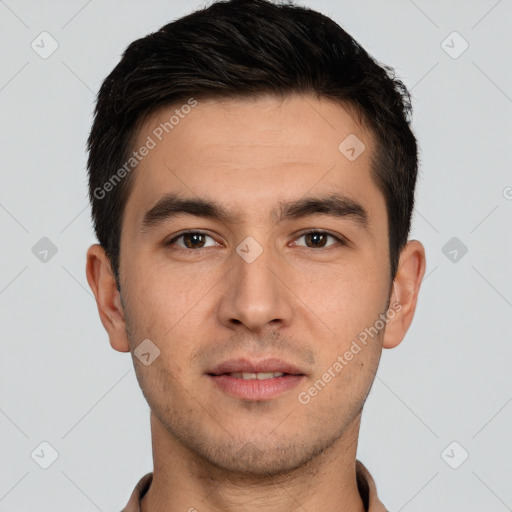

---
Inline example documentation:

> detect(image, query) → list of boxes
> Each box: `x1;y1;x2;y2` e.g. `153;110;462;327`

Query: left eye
294;230;344;249
166;230;344;250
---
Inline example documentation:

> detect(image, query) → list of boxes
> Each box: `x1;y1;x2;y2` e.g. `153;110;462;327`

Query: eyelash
165;229;348;251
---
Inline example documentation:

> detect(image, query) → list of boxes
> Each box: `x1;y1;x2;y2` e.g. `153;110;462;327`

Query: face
87;93;424;477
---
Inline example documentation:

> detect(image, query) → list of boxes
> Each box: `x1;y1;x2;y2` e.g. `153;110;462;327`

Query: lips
207;358;306;377
206;358;307;400
229;371;285;380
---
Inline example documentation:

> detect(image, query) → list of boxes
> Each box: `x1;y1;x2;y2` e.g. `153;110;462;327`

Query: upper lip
207;358;306;376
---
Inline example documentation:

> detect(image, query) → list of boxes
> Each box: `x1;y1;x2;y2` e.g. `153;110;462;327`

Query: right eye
166;230;218;250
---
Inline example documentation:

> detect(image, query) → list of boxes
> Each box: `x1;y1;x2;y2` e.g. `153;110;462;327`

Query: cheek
304;264;387;379
309;264;387;329
124;260;186;329
321;334;382;410
133;250;217;306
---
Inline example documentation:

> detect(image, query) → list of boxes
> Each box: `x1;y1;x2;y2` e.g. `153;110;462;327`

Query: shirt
121;459;388;511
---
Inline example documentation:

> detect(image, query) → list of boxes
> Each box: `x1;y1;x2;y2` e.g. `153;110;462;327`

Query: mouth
206;358;307;401
216;371;290;379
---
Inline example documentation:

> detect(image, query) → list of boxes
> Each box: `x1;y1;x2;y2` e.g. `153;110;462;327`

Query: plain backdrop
1;0;511;510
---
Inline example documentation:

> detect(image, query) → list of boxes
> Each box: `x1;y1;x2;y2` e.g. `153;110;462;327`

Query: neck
141;412;366;512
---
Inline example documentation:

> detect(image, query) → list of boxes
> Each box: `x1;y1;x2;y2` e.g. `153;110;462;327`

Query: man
85;0;426;510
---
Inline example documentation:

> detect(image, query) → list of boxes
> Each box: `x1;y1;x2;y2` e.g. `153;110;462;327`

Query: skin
86;93;426;512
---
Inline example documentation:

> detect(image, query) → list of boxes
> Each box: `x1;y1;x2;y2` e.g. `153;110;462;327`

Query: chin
202;442;313;477
185;426;339;479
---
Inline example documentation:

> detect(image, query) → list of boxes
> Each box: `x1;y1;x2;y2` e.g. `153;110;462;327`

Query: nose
217;239;294;333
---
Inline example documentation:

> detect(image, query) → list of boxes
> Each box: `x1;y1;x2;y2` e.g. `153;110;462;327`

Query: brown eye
295;230;345;249
167;231;216;249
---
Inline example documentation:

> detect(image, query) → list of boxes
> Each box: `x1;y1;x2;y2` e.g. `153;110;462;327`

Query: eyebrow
140;192;369;233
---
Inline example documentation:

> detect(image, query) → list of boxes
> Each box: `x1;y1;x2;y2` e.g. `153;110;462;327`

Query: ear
382;240;426;349
85;244;131;352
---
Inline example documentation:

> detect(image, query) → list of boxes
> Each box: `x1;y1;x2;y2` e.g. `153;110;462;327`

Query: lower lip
208;374;304;400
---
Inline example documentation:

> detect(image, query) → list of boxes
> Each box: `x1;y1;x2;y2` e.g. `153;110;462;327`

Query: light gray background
1;0;511;510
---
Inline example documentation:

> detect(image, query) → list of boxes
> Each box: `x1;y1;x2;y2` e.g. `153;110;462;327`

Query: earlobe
382;240;426;349
85;244;131;353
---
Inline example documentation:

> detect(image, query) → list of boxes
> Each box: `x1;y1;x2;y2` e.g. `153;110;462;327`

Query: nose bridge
219;233;293;331
235;234;276;289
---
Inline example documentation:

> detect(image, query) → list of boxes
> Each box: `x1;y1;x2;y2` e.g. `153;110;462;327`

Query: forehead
123;93;384;232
